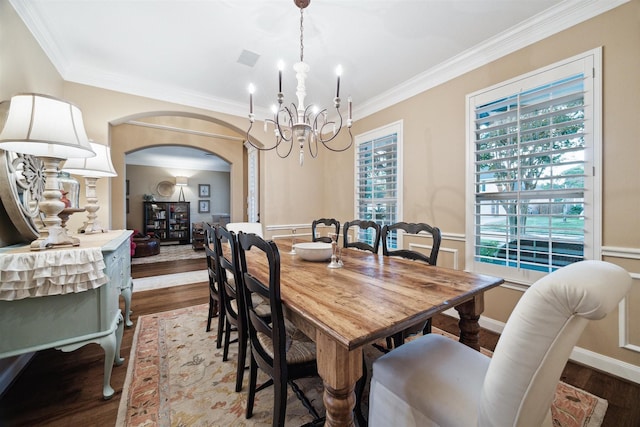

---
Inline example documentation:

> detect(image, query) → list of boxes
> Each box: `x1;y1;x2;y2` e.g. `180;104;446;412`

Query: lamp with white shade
62;141;117;233
175;176;188;202
0;93;95;250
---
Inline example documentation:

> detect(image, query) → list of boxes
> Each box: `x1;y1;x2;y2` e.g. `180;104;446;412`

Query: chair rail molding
410;243;459;271
602;246;640;260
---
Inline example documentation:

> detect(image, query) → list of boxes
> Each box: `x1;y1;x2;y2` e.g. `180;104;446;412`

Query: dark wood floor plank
0;260;637;426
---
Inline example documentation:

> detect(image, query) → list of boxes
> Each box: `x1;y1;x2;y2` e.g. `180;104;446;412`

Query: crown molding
354;0;629;120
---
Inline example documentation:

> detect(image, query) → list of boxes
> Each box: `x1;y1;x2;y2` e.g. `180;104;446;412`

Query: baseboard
442;308;640;385
0;353;34;396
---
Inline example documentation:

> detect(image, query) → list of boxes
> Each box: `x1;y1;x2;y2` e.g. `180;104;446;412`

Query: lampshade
63;141;117;177
0;93;95;159
175;176;188;186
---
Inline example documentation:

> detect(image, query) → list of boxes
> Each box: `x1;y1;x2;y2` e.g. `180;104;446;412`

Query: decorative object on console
175;176;188;202
57;171;80;208
244;0;353;166
0;93;95;250
62;141;117;233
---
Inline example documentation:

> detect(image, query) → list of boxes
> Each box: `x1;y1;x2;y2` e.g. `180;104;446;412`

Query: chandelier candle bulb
336;65;342;98
248;84;254;114
348;96;352;120
278;61;284;93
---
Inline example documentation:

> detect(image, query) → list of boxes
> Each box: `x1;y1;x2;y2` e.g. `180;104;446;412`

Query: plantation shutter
356;130;399;247
473;73;587;273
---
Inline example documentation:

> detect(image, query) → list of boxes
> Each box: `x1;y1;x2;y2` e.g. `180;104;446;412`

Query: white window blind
467;50;600;283
355;121;402;248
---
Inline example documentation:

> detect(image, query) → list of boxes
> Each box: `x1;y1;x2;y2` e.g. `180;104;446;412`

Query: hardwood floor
0;258;638;426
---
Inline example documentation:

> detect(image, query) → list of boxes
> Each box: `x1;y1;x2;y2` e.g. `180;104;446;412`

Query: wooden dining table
242;239;504;427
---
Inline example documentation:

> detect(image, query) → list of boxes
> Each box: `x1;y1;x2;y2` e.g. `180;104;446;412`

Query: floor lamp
175;176;187;202
0;93;95;250
62;141;117;233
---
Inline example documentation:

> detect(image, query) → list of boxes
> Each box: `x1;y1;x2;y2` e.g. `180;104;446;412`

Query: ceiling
126;145;231;172
9;0;620;168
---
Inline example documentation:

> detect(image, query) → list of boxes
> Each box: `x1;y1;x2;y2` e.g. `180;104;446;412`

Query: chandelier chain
299;7;304;62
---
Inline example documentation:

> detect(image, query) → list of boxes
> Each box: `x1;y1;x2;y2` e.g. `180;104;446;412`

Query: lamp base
77;176;108;234
29;156;81;251
78;220;108;234
30;225;80;250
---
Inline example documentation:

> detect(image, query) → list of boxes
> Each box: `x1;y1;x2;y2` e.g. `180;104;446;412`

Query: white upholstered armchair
368;260;632;427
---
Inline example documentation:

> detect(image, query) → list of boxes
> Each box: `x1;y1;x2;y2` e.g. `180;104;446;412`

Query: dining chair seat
257;329;316;364
231;294;270;318
368;260;633;427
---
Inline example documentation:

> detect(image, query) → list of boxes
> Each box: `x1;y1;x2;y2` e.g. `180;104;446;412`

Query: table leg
454;294;485;351
316;330;362;427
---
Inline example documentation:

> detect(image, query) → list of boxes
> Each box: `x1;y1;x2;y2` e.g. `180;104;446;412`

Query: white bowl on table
294;242;333;261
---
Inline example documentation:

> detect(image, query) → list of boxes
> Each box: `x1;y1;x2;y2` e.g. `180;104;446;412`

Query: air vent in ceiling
237;49;260;67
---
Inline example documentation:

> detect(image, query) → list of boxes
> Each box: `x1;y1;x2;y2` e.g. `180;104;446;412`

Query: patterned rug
116;304;608;427
131;244;204;265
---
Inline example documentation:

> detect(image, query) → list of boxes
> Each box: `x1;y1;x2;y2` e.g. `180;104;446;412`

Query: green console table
0;230;132;399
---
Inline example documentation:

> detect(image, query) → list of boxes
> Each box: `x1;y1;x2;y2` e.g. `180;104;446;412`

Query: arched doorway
125;145;231;233
109;112;254;230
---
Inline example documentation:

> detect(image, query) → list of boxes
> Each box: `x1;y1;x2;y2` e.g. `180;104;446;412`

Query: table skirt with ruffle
0;247;107;301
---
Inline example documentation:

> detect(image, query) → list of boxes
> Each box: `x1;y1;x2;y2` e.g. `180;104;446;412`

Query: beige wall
1;0;638;378
336;2;640;370
62;84;250;232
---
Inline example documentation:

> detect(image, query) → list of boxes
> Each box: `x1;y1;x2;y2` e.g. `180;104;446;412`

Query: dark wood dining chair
311;218;340;243
214;225;249;393
204;223;225;349
237;232;324;427
381;222;442;349
343;219;382;253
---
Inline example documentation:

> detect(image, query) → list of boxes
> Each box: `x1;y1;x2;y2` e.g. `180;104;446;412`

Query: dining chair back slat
215;226;248;393
382;222;442;266
237;232;322;426
204;223;225;349
343;220;382;253
380;222;443;349
312;218;340;243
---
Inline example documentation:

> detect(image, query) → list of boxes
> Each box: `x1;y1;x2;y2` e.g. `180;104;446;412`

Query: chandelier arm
318;114;354;153
308;132;319;159
275;137;295;159
316;107;343;145
275;105;296;143
245;121;286;152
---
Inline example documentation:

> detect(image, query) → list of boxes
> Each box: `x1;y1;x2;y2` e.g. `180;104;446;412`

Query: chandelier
245;0;353;166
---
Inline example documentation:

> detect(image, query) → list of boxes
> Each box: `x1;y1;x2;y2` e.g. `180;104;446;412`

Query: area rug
116;304;607;427
131;244;204;265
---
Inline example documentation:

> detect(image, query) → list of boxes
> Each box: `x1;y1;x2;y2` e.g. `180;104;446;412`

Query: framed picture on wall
198;200;210;213
199;184;210;198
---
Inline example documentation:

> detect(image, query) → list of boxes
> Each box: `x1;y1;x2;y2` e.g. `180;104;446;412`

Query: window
355;121;402;249
466;49;601;284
